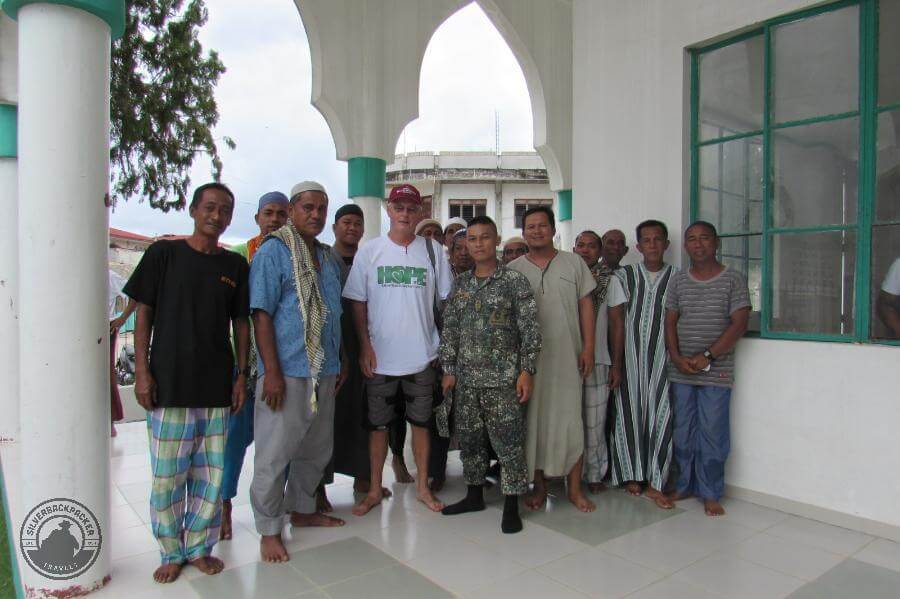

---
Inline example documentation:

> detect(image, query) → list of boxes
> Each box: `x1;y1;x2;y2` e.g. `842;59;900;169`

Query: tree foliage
111;0;234;212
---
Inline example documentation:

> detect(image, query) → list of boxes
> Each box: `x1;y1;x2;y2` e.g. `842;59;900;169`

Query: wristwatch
237;366;251;377
702;349;715;362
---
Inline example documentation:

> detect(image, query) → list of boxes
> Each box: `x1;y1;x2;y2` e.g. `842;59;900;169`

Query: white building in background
386;150;553;240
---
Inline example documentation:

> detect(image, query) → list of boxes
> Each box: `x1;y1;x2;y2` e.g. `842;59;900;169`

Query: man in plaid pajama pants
125;183;250;584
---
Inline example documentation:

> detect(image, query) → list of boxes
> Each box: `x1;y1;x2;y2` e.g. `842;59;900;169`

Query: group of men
123;180;750;583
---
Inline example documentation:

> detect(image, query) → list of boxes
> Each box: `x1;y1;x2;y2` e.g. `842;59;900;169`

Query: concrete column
6;1;125;595
348;156;385;242
0;102;18;444
557;188;572;250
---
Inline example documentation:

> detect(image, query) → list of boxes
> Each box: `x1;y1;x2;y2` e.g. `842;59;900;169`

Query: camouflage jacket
439;263;541;388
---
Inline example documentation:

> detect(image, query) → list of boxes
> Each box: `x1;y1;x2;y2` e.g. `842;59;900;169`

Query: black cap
335;203;364;223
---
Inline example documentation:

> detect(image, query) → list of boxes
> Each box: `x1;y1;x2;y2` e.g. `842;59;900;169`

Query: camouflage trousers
456;386;528;495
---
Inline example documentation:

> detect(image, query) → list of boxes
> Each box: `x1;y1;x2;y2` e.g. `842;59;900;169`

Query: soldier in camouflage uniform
438;215;541;534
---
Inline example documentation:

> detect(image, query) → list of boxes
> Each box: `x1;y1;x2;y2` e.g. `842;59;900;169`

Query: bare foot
704;499;726;516
219;499;233;541
524;487;547;511
587;482;605;494
111;423;117;438
353;478;371;493
416;489;445;512
189;556;224;575
624;481;643;496
152;563;182;584
645;487;675;510
392;455;414;483
352;492;383;516
428;477;444;492
568;489;597;512
260;534;289;563
316;487;333;513
290;512;345;527
381;487;392;498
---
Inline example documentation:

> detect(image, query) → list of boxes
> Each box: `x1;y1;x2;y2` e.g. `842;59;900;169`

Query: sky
109;0;534;245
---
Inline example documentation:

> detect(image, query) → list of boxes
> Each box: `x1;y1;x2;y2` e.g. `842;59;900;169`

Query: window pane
872;224;900;340
699;137;763;234
720;234;762;331
879;0;900;106
772;117;859;228
772;5;858;123
699;36;764;140
770;230;856;335
876;109;900;223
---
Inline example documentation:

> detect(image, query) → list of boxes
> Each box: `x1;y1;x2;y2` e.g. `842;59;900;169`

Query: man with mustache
249;181;346;563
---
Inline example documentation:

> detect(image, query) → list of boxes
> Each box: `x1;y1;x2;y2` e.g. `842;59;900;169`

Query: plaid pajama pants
147;407;229;564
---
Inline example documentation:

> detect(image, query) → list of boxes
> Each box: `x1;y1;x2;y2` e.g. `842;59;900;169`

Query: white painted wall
439;181;497;223
572;0;900;528
500;182;553;240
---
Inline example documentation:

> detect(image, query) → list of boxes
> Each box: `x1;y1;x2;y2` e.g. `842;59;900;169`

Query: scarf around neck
266;223;329;412
590;262;614;312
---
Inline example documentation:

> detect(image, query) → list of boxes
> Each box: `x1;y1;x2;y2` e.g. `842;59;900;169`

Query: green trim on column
348;157;386;199
0;105;15;158
557;189;572;221
1;0;126;40
1;459;25;599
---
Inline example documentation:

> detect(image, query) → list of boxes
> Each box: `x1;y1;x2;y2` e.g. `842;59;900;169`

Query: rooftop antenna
495;109;501;167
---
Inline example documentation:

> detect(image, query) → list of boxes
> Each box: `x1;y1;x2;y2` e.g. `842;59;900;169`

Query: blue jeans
222;376;256;501
670;382;731;501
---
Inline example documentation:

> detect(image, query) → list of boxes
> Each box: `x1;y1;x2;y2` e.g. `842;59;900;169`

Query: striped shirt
665;266;750;387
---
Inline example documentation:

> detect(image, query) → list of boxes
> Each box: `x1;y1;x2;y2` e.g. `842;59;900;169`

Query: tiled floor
4;421;900;598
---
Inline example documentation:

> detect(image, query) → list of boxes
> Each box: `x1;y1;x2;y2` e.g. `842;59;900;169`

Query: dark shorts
366;366;436;428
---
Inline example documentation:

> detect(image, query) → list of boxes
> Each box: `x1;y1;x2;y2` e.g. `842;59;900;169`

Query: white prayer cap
290;180;328;202
503;236;526;248
445;217;467;228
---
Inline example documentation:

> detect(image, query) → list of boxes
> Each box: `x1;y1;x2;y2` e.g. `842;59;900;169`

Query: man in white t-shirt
573;230;626;493
344;184;453;516
877;256;900;338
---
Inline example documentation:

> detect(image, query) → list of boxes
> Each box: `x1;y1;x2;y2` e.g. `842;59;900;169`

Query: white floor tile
639;510;756;554
727;532;845;581
625;578;724;599
359;518;474;562
111;502;144;530
407;538;526;594
765;516;874;555
464;569;587;599
853;538;900;573
538;547;665;598
672;554;806;599
111;521;160;560
598;522;716;573
461;518;590;568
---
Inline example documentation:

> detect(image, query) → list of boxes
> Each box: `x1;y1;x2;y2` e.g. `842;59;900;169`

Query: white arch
294;0;572;191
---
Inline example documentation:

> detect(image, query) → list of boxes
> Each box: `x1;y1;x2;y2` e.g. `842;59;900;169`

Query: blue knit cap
258;191;289;212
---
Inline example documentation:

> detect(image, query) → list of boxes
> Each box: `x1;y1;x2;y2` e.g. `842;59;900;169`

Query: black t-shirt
124;239;250;408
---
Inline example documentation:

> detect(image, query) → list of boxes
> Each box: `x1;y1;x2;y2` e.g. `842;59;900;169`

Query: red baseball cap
387;184;422;204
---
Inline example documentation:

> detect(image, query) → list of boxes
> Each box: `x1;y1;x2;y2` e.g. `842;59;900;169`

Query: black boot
441;484;485;515
501;494;523;534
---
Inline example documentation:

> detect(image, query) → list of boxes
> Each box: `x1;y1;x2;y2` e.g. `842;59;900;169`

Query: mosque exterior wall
572;0;900;532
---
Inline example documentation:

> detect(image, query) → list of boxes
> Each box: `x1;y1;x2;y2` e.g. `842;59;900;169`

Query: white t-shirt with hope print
343;234;453;376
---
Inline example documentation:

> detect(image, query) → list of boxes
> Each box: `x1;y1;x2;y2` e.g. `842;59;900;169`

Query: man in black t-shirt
124;183;250;585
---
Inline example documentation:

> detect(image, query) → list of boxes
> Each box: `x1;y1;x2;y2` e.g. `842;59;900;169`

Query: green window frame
689;0;900;345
